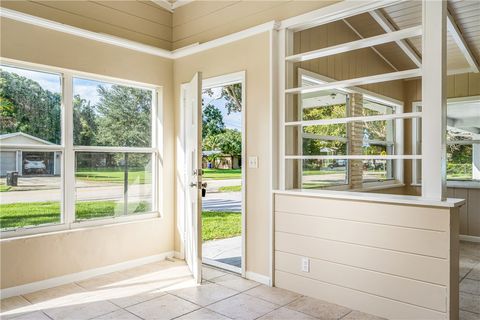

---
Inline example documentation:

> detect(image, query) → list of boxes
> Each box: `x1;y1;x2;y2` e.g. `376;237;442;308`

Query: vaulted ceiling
342;0;480;75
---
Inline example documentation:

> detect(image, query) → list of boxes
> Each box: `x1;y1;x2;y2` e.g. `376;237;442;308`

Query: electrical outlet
301;257;310;272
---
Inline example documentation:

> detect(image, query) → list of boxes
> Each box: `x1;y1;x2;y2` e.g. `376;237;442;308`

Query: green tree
202;104;225;139
302;104;347;155
0;70;61;144
95;85;152;147
205;83;242;114
217;129;242;156
73;95;97;146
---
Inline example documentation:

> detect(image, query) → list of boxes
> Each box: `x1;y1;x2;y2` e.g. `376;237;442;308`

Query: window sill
410;182;480;189
0;212;161;240
447;181;480;189
274;189;465;208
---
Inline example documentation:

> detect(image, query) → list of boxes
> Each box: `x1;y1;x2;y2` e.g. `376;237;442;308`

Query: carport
0;132;61;176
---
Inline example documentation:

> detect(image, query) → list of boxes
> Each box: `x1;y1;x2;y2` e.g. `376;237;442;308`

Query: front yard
202;211;241;241
0;200;150;229
203;169;241;180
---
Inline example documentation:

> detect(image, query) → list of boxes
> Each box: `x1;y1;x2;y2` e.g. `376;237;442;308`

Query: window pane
75;152;153;221
363;160;394;182
1;65;61;144
301;159;348;189
0;151;62;230
447;143;479;181
73;78;152;147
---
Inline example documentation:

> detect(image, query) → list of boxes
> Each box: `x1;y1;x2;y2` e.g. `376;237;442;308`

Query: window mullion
63;73;75;226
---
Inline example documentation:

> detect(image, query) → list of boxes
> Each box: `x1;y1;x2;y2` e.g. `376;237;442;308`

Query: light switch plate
248;156;258;168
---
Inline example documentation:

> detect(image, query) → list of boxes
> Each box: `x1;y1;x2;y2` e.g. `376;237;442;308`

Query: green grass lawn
218;185;242;192
0;200;151;229
203;169;241;180
202;211;241;241
75;169;150;184
447;163;472;180
0;185;11;192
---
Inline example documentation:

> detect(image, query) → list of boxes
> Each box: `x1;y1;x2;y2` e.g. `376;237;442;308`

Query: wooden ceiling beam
369;9;422;68
447;10;480;73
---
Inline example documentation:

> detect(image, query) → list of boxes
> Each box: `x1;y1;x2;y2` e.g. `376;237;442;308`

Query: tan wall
274;193;459;319
0;17;175;289
0;0;172;50
172;1;339;49
173;32;271;277
403;72;480;238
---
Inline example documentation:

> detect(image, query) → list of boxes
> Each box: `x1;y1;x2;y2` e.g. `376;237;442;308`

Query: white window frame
412;96;480;188
0;58;162;239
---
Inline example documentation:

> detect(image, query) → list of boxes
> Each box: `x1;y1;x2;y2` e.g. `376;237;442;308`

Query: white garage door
0;151;16;177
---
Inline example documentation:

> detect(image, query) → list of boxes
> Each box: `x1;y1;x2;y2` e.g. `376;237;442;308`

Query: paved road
1;177;242;213
0;184;152;204
202;192;241;212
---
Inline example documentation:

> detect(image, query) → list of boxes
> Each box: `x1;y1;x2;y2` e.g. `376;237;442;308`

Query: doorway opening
201;73;245;274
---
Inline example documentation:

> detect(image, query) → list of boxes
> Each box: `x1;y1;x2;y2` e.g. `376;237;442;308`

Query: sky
2;65;241;130
202;87;242;131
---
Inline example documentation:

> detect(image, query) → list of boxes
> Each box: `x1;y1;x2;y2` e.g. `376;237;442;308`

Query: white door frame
179;71;246;277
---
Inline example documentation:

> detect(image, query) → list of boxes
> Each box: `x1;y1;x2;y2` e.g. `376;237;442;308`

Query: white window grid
278;9;423;191
0;59;162;238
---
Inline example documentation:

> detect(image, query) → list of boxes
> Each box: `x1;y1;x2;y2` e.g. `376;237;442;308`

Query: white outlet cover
301;257;310;272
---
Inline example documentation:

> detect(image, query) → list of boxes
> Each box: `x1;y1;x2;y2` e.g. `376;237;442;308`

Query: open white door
184;72;203;283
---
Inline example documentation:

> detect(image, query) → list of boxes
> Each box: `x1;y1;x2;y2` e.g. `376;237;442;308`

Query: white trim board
0;8;277;60
0;251;174;299
245;271;272;286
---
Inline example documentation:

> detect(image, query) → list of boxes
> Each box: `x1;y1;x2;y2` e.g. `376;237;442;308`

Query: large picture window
0;62;160;237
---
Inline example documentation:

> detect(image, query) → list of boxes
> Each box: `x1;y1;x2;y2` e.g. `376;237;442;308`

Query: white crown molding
0;8;278;60
151;0;174;13
151;0;193;12
171;21;280;59
172;0;194;10
0;8;173;59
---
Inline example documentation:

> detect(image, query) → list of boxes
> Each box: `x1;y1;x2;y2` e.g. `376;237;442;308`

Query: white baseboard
245;271;271;286
460;235;480;243
174;251;184;259
1;251;174;299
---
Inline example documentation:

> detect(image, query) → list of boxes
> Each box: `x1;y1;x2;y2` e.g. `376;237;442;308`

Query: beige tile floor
1;241;479;320
459;241;480;319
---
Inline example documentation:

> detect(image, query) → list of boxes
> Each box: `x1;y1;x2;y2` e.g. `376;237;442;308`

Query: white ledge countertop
273;189;466;208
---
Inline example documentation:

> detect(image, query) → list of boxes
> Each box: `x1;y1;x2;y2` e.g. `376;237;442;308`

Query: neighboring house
202;150;241;169
0;132;61;177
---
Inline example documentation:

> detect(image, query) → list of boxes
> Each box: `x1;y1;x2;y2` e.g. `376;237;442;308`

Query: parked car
24;156;47;174
328;160;346;169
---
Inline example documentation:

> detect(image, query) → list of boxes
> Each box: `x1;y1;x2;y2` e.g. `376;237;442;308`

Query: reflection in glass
73;78;153;147
0;65;62;144
0;151;62;230
75;152;153;221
